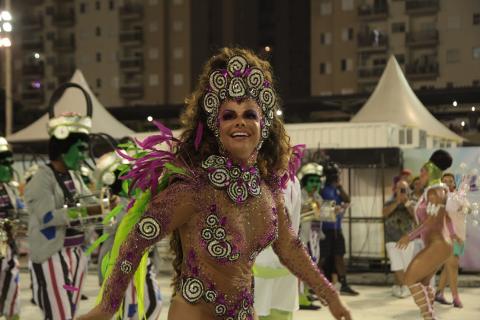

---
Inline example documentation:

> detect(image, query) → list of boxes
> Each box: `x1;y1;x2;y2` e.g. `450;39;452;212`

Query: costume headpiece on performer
202;54;277;150
297;162;324;182
424;149;452;186
47;82;93;140
323;161;340;185
0;137;11;155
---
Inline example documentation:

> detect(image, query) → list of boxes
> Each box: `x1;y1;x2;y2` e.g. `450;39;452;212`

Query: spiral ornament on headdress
202;55;278;143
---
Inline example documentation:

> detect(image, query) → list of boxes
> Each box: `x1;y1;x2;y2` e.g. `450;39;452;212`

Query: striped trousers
117;258;162;320
0;244;19;318
30;246;88;320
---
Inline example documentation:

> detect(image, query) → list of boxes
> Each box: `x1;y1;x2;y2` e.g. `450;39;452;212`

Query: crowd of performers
0;48;474;320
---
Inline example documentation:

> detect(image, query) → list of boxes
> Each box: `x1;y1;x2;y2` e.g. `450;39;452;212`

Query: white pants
386;241;415;272
0;244;19;317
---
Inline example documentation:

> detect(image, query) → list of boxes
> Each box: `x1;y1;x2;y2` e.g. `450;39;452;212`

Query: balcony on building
406;61;439;80
119;29;144;46
22;63;45;78
406;30;438;48
119;56;144;72
21;37;44;51
357;66;384;83
25;0;45;4
119;4;144;20
22;88;45;105
405;0;439;15
52;11;75;27
120;82;144;99
21;14;44;30
357;33;388;53
358;1;388;21
54;62;76;79
53;37;76;53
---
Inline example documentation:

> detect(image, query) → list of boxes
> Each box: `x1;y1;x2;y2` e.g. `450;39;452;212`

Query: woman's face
218;99;261;164
419;166;429;186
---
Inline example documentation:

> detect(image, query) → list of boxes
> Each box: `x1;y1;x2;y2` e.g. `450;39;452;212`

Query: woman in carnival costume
25;83;101;320
0;137;25;320
79;48;351;320
396;150;466;319
94;149;163;319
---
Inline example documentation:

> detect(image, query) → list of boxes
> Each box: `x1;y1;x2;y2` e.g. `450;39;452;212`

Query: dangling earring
247;149;258;166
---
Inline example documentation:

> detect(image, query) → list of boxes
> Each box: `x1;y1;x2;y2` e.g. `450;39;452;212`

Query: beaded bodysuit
100;156;336;319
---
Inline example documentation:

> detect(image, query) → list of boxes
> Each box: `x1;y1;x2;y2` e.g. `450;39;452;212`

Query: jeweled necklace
201;155;261;204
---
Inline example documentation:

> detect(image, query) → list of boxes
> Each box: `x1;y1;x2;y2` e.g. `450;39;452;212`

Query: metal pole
5;0;12;136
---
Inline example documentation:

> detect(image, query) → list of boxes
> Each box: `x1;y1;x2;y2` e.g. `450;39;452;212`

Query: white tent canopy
351;56;463;143
7;70;135;142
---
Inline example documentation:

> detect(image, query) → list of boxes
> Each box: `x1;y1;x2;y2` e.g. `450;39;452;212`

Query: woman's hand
396;234;410;250
328;296;352;320
76;305;113;320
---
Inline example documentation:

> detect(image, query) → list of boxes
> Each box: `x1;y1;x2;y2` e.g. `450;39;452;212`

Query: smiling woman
78;48;351;320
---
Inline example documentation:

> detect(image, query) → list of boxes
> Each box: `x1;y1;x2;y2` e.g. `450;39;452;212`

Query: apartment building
12;0;191;111
311;0;480;96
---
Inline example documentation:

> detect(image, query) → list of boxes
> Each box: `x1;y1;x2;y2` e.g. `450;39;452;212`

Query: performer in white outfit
254;177;301;320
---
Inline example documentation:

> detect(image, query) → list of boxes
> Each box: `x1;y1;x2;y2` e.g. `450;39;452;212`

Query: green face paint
305;175;322;193
62;140;88;171
0;155;13;183
423;161;443;186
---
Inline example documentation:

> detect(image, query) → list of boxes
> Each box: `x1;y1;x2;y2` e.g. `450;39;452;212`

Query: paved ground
16;270;480;319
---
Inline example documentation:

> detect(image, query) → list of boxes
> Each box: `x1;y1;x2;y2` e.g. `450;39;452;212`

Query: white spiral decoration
204;290;217;303
208;168;231;188
207;240;232;258
120;260;133;274
228;181;248;203
237;309;249;320
203;92;220;114
215;303;227;316
201;228;213;241
230;167;242;179
248;175;261;196
246;68;264;89
228;78;246;98
181;277;204;303
137;217;161;240
206;214;219;227
214;227;226;240
259;87;276;109
209;71;227;92
227;55;248;76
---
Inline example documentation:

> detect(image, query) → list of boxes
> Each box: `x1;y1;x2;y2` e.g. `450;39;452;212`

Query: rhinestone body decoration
202;55;277;140
202;155;261;204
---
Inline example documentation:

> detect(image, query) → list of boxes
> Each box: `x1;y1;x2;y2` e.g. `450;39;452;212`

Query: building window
173;47;183;59
149;74;159;86
446;49;460;63
173;21;183;32
173;73;184;86
391;22;405;33
80;3;86;13
109;0;115;10
320;63;327;74
149;22;158;32
447;16;461;30
473;80;480;86
474;13;480;25
149;48;159;60
341;59;347;71
341;0;354;11
95;27;101;36
96;78;102;88
320;1;332;16
46;32;56;41
320;32;331;45
473;47;480;59
96;52;102;62
95;1;101;10
342;28;354;41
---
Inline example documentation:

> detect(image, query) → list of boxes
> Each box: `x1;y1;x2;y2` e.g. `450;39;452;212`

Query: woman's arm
98;180;196;316
271;194;351;320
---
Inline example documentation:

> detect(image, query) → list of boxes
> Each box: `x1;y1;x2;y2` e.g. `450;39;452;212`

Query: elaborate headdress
202;55;277;149
47;82;93;139
424;149;452;186
0;137;11;154
297;162;324;182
